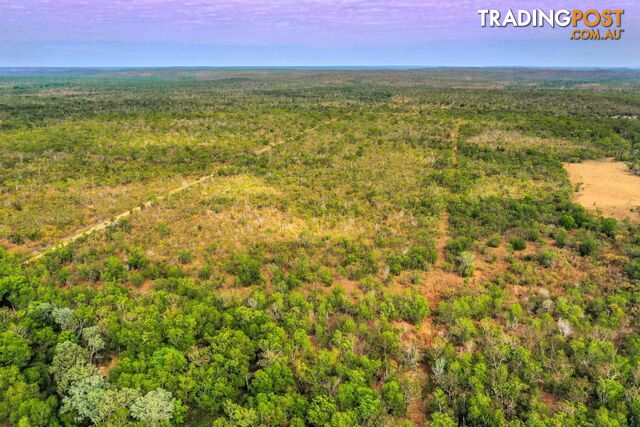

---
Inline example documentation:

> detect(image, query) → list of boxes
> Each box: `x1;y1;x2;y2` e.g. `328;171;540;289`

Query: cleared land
565;159;640;221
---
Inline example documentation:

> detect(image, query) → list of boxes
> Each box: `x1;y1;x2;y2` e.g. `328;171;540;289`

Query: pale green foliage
212;401;259;427
51;307;76;332
61;375;107;423
62;374;142;424
50;341;96;394
431;412;457;426
130;388;177;425
456;251;475;277
82;326;105;359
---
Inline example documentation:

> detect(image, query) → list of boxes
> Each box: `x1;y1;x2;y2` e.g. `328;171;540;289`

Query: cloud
0;0;636;65
0;0;571;44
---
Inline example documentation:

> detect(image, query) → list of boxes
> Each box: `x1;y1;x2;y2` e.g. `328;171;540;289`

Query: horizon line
2;65;640;71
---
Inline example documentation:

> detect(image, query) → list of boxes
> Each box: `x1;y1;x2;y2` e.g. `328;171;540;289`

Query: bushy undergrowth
1;69;640;426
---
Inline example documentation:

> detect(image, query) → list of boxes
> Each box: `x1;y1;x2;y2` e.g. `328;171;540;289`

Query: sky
0;0;637;67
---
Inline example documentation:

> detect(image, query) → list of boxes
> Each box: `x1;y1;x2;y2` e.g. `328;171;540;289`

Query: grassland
1;68;640;426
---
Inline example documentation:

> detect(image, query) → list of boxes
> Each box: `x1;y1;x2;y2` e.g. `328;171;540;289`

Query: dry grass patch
1;175;189;252
468;130;578;153
565;159;640;221
76;174;374;267
468;175;558;200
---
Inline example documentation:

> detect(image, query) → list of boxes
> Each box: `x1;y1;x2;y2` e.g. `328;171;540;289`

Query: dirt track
24;172;219;263
564;159;640;221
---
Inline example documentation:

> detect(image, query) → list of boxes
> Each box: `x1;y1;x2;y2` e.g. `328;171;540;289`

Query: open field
1;68;640;426
565;159;640;221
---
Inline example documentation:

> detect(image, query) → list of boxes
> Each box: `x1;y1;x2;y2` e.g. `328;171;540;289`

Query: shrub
624;259;640;280
198;264;212;280
157;222;170;236
127;247;149;270
103;257;126;283
389;255;404;276
166;265;185;278
388;246;437;275
559;214;576;229
26;229;43;241
452;317;477;343
286;258;315;288
395;290;430;324
572;206;593;228
230;254;263;286
405;246;437;269
510;237;526;251
118;219;132;233
487;234;501;248
456;251;475;277
538;249;557;268
57;268;70;285
53;246;74;264
578;238;598;257
8;232;24;245
554;228;568;248
382;380;406;416
147;261;169;279
77;263;101;283
431;413;457;427
600;218;617;238
446;237;473;257
524;226;540;242
177;250;194;265
317;266;334;286
340;240;377;280
43;247;75;275
129;271;145;288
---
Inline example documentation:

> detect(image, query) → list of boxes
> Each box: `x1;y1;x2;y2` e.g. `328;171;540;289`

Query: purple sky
0;0;638;66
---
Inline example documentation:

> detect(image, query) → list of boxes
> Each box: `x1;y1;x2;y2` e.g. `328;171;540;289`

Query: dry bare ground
565;159;640;221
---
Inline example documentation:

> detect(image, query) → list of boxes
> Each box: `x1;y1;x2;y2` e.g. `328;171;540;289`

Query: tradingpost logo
478;9;625;40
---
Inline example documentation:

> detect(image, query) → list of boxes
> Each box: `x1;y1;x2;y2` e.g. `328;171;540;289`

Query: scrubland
1;68;640;426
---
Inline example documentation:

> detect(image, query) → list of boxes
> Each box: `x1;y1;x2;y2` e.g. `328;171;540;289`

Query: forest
1;68;640;426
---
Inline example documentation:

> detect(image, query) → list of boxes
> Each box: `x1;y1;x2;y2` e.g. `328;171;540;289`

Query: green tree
431;412;457;427
229;254;263;286
213;401;258;427
0;332;31;367
307;395;337;426
382;379;406;416
82;326;105;360
50;342;96;394
103;256;126;283
61;375;133;424
250;362;294;395
51;307;76;332
130;388;178;425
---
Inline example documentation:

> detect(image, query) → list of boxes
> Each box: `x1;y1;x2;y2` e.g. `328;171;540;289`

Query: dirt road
24;172;219;264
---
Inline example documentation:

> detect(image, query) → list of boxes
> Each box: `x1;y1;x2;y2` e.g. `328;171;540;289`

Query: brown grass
97;356;119;377
565;159;640;221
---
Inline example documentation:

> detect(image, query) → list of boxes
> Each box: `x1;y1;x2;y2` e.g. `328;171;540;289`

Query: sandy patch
98;356;119;377
564;159;640;221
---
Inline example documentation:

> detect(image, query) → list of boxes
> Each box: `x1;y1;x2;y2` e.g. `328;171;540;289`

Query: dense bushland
1;69;640;426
